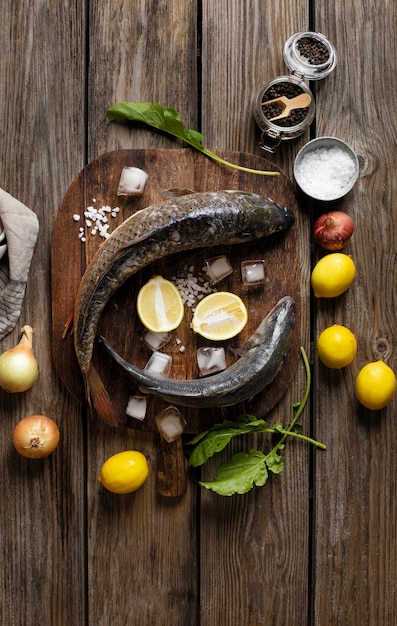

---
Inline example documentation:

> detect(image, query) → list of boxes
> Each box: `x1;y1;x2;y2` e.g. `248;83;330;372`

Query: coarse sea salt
171;264;216;308
74;202;121;242
295;146;356;199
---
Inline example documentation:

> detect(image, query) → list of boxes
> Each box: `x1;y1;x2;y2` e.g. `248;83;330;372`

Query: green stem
201;148;280;176
276;430;326;449
266;347;315;460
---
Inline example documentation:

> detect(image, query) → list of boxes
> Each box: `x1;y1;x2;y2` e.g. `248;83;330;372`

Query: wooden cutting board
51;148;301;495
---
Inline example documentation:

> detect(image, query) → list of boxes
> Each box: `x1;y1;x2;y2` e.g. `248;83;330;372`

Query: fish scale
73;190;295;423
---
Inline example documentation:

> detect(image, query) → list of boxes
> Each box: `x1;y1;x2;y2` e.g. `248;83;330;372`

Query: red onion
313;211;354;250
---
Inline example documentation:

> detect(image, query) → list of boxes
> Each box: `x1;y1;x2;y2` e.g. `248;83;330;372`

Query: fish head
226;192;295;243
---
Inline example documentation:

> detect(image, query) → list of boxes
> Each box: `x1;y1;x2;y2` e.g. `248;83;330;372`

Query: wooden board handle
156;436;187;497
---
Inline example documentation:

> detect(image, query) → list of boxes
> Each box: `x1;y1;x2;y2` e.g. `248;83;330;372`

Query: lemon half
192;291;248;341
137;275;184;332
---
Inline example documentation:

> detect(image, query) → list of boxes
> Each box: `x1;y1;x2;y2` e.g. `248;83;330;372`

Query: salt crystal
241;260;266;286
125;395;148;421
117;166;148;196
205;255;233;284
73;214;80;221
141;330;171;351
144;351;172;377
197;347;226;377
154;406;186;442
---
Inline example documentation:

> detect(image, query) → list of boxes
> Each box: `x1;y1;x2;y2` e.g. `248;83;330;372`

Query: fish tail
86;364;118;425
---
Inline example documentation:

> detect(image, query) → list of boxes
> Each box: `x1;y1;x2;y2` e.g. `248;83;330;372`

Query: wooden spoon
262;93;312;122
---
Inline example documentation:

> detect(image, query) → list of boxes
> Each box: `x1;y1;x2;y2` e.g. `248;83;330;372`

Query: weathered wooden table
1;2;396;624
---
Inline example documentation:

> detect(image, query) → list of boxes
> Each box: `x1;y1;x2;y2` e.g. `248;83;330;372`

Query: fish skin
97;296;296;409
73;190;295;422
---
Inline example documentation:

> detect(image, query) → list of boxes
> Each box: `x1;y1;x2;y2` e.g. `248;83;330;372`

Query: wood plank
200;2;312;625
312;2;397;624
86;2;201;624
0;2;86;625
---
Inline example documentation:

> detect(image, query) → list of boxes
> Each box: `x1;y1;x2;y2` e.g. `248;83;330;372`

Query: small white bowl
294;136;359;201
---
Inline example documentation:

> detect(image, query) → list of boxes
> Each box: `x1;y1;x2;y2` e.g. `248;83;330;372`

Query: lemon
317;324;357;369
98;450;149;494
311;253;356;298
192;291;248;341
355;361;397;410
137;275;184;332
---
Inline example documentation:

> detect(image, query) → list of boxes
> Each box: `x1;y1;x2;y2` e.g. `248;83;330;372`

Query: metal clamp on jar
254;32;337;153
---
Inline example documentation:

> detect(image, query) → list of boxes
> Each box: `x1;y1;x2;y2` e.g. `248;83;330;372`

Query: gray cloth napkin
0;188;39;340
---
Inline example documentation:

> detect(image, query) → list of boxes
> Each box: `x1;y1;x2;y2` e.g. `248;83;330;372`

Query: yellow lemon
98;450;149;494
311;253;356;298
192;291;248;341
137;275;184;332
317;324;357;369
355;361;396;410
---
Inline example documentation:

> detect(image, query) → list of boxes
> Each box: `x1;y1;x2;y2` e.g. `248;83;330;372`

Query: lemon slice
192;292;248;341
137;276;184;332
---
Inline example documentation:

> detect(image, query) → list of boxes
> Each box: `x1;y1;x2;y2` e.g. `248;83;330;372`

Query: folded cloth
0;188;39;340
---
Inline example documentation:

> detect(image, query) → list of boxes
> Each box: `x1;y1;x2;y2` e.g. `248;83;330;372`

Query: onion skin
12;415;60;459
313;211;354;251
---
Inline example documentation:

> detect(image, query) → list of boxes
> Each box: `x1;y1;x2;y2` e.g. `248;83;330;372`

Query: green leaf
106;101;280;176
186;348;326;495
199;449;268;496
185;415;272;467
265;446;285;475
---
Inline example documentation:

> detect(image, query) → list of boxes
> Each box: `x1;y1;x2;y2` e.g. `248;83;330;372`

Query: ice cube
117;166;148;196
205;255;233;284
144;351;172;377
241;260;265;286
125;395;148;421
197;346;227;377
154;406;187;442
141;330;171;351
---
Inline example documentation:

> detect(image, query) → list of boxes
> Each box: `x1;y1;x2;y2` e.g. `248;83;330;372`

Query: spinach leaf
199;449;269;496
106;102;279;177
186;347;326;496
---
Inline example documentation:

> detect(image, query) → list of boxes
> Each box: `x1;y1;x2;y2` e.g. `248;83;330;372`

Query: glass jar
254;31;337;153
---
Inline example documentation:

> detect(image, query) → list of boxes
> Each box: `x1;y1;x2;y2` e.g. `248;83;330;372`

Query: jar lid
283;31;337;80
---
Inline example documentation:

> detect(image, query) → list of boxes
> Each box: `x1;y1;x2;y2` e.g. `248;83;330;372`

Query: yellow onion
12;415;60;459
0;325;39;392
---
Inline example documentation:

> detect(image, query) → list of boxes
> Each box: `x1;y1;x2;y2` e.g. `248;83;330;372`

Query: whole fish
73;190;295;422
97;296;296;408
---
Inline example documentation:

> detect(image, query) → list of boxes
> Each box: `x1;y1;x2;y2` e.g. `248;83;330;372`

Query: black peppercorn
261;81;310;128
297;36;330;65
